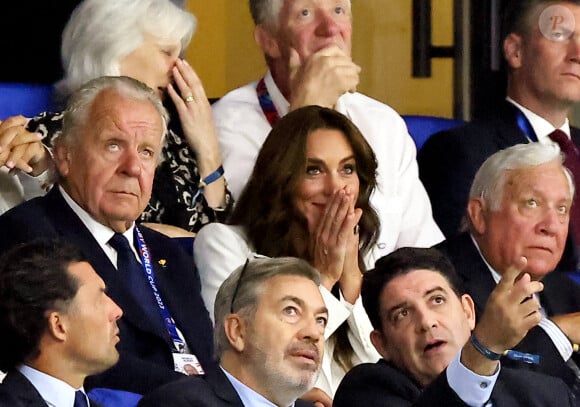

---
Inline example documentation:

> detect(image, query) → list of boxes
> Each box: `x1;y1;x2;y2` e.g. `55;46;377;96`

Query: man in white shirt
334;246;575;406
212;0;443;261
0;239;122;407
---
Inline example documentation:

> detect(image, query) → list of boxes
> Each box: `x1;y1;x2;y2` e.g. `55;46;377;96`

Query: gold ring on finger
184;95;194;103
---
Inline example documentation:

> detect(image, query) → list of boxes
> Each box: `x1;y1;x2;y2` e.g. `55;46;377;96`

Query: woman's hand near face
311;187;362;303
168;59;226;208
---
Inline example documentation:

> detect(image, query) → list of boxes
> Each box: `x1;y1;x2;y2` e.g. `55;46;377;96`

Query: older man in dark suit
436;142;580;398
0;76;215;395
418;0;580;265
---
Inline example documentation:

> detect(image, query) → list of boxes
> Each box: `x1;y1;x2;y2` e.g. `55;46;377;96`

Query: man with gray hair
138;256;328;407
435;142;580;398
212;0;443;262
0;75;215;395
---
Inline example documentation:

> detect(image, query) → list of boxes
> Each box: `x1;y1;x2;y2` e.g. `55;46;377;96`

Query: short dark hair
362;247;463;331
501;0;580;39
0;239;88;371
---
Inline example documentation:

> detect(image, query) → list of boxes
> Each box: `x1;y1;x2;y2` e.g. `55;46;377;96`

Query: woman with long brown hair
194;105;382;402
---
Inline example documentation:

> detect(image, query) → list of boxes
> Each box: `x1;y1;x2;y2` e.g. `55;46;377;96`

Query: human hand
168;59;226;207
288;45;360;110
0;116;48;175
311;186;362;302
168;59;220;157
475;259;544;354
299;387;332;407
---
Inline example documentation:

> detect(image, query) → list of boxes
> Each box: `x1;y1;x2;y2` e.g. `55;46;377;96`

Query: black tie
108;233;163;327
74;391;88;407
549;130;580;244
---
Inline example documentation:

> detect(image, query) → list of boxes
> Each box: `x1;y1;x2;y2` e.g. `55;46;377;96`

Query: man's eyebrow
279;295;328;315
384;286;447;317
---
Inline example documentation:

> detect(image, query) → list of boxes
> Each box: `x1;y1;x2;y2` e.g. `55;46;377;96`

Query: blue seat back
402;114;464;150
0;82;56;120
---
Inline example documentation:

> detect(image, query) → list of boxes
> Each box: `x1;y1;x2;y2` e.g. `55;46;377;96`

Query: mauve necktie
549;129;580;244
108;233;163;327
73;390;88;407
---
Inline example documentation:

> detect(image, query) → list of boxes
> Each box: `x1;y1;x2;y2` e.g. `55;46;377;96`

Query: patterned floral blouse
28;108;233;233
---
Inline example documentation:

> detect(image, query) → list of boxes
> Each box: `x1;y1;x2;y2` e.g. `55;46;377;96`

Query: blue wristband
470;333;503;360
470;333;540;365
199;165;224;188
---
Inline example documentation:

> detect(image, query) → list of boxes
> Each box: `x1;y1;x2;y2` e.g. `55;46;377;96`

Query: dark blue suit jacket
0;370;102;407
334;359;576;407
418;101;580;271
137;365;316;407
0;187;216;395
436;233;580;396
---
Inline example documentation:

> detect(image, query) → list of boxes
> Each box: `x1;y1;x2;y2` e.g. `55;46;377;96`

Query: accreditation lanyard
516;110;538;142
134;227;186;353
256;77;280;127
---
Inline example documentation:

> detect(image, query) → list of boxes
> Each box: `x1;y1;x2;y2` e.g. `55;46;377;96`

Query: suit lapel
438;233;497;316
1;370;46;406
45;188;170;339
207;367;245;406
494;100;532;147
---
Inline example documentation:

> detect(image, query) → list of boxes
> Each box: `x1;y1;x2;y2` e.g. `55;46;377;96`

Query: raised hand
167;59;226;208
288;45;361;110
476;261;544;354
311;186;362;303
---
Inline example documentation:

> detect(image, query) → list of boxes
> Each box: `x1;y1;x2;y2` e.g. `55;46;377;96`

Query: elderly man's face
56;89;164;232
272;0;352;62
472;160;571;279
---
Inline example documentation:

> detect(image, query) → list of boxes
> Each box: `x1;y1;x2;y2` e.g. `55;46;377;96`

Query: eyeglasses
230;258;250;314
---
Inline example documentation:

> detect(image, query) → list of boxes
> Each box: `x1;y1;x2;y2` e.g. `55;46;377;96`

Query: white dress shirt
18;364;87;407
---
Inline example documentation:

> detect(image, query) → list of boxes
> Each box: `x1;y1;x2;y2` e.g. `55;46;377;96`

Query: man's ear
460;294;476;330
504;33;523;69
370;329;391;360
467;198;487;235
47;311;68;342
254;24;281;59
53;144;72;177
224;314;246;352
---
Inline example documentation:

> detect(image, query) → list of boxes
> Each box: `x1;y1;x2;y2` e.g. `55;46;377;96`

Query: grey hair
58;76;169;149
56;0;196;100
213;256;321;358
249;0;284;26
464;142;574;230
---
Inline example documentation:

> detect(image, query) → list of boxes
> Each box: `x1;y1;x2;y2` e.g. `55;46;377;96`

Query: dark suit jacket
417;100;580;264
333;359;575;407
0;188;216;395
436;233;580;395
0;370;101;407
137;365;316;407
